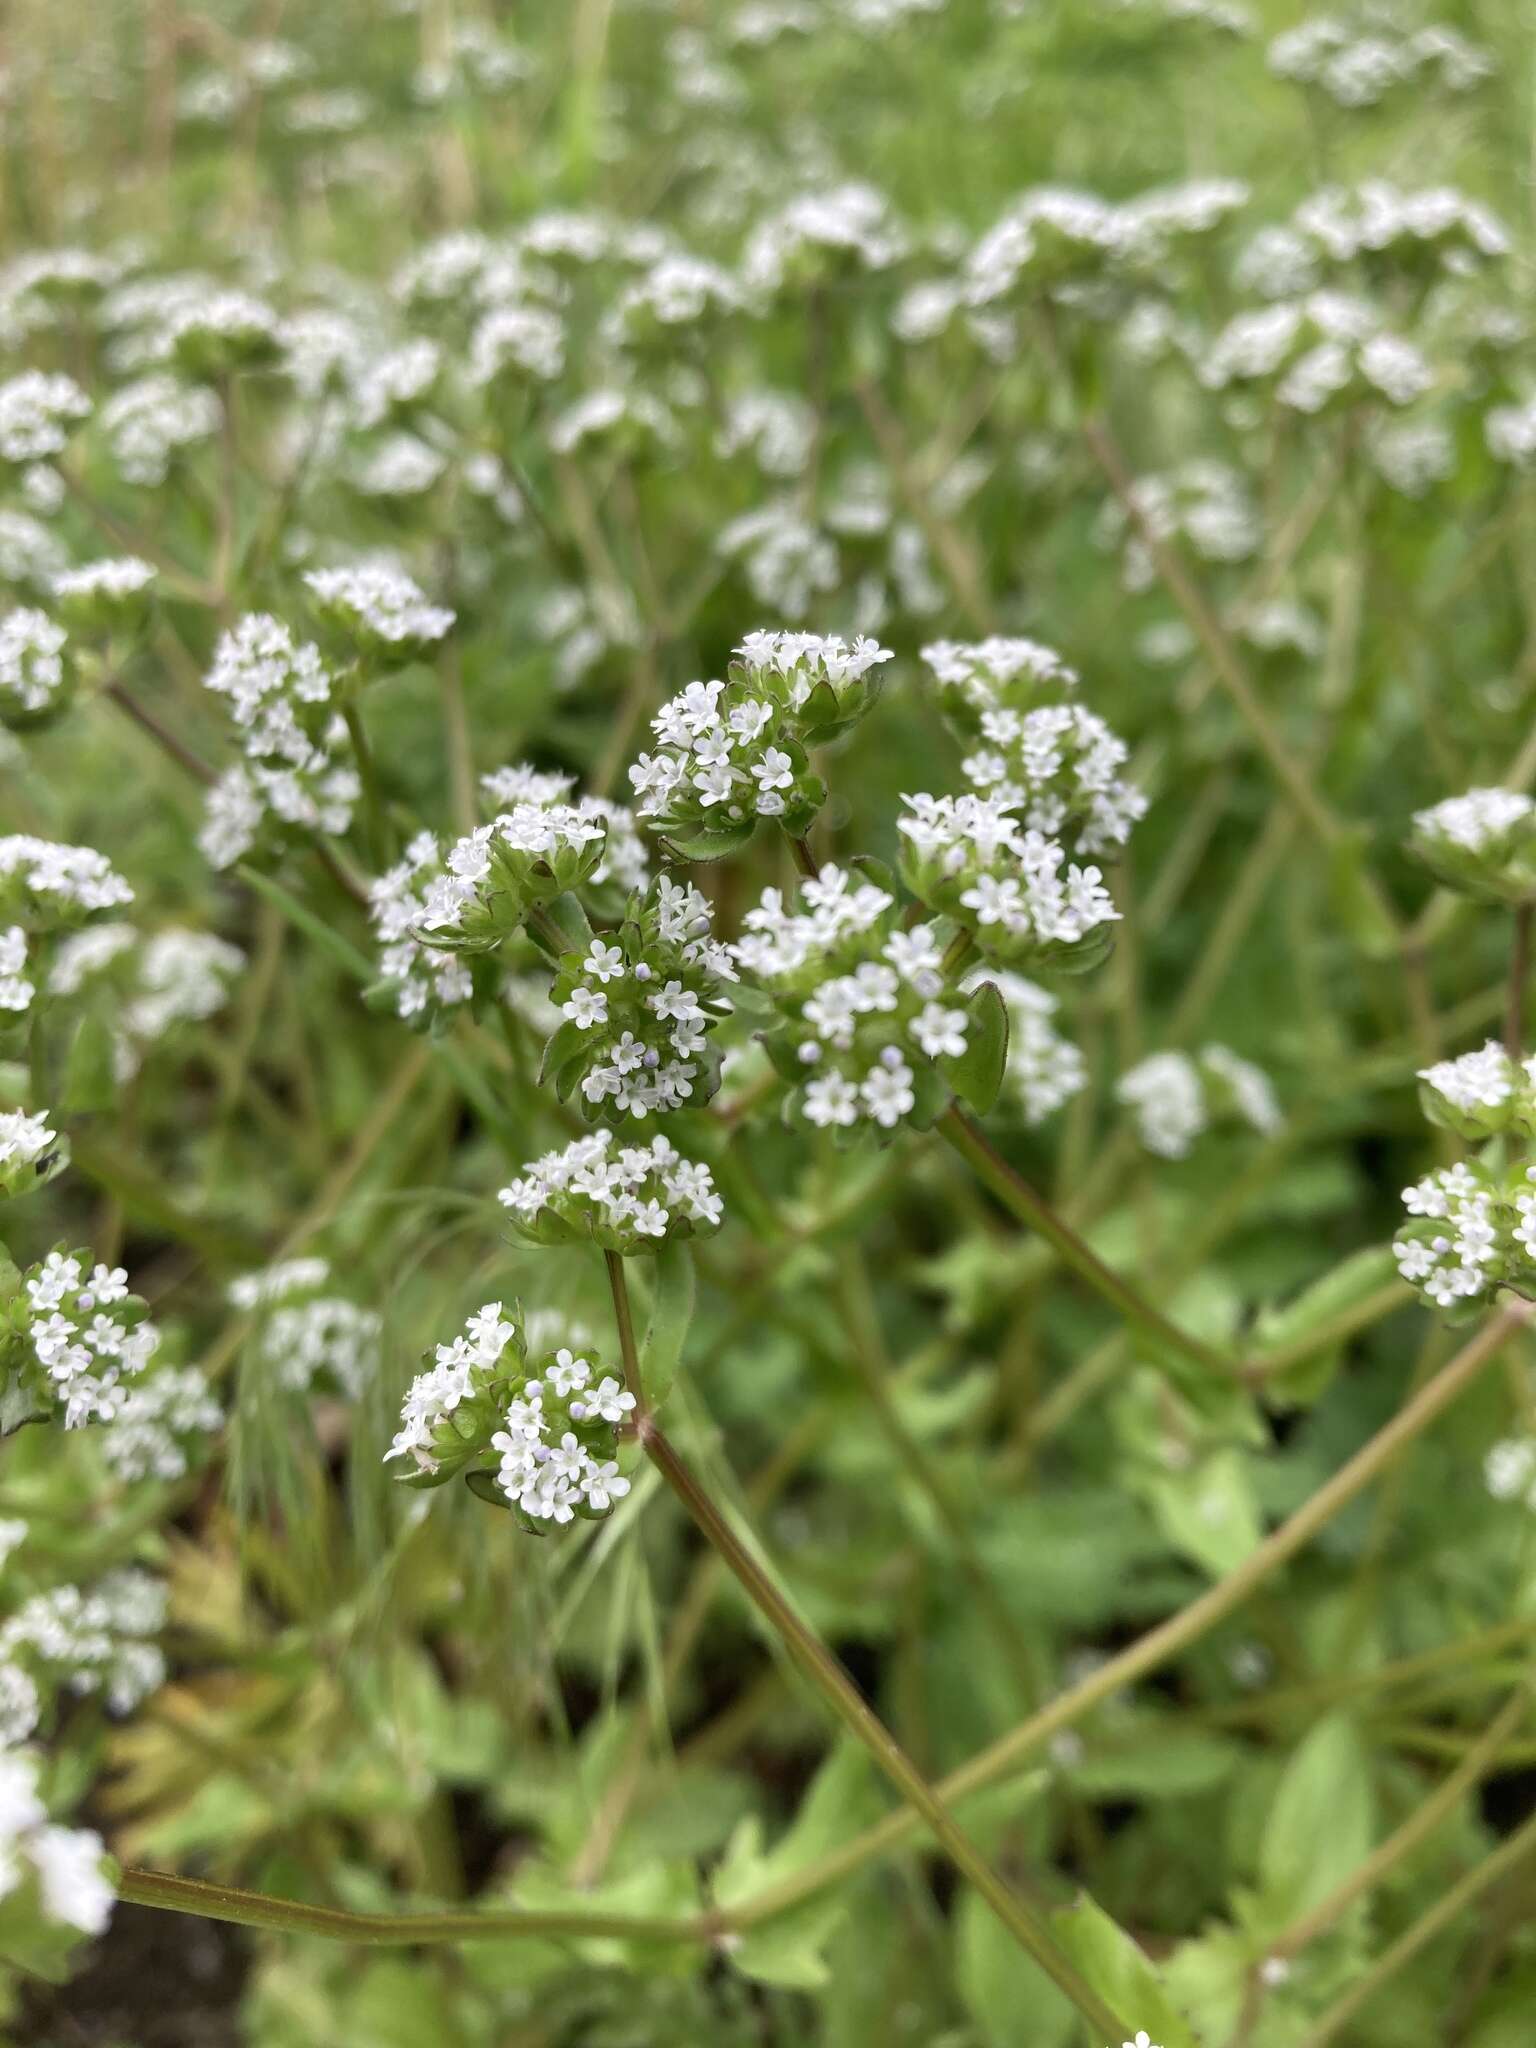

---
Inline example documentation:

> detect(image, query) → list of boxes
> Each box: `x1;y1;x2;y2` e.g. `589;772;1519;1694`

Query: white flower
0;1749;111;1936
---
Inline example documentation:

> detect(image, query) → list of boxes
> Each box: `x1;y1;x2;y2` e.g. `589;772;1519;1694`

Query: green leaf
1141;1448;1264;1578
1257;1713;1376;1928
1066;1728;1245;1800
942;978;1009;1114
1048;1892;1202;2048
955;1885;1075;2048
658;817;758;860
640;1240;695;1411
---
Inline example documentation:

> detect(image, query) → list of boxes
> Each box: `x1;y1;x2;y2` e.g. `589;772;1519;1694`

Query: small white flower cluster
46;923;243;1080
922;637;1079;713
1418;1040;1536;1140
98;374;222;487
1484;1437;1536;1510
742;181;907;295
229;1258;380;1399
970;969;1087;1126
716;503;840;620
732;864;970;1133
1117;1045;1283;1158
1202;293;1432;415
52;556;156;607
0;608;68;727
0;1747;112;1938
546;877;736;1121
1101;461;1261;585
98;1366;223;1483
1292;181;1508;274
0;1570;166;1733
1409;787;1536;904
303;562;455;662
17;1252;160;1429
628;633;891;848
898;792;1120;969
0;1108;58;1199
499;1130;724;1253
0;371;90;464
479;769;650;899
0;836;133;931
1395;1161;1511;1310
1487;397;1536;470
414;801;610;954
1269;16;1492;109
197;614;361;869
926;639;1144;858
368;832;476;1023
547;385;679;458
387;1300;523;1477
159;285;281;375
491;1346;635;1525
0;926;33;1012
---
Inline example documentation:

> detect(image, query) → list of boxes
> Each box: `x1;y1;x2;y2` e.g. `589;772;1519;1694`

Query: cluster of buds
543;877;736;1121
1409;788;1536;904
385;1303;634;1533
628;631;891;857
923;637;1145;857
197;614;360;870
0;837;133;933
1394;1160;1536;1314
732;863;1006;1139
303;562;455;667
2;1250;160;1431
0;610;70;732
897;791;1120;971
499;1131;724;1254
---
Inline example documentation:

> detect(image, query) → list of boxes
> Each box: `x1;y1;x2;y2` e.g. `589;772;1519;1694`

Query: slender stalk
938;1102;1238;1379
1506;900;1532;1057
789;834;820;881
103;678;218;786
117;1866;713;1947
341;698;391;869
601;1251;1128;2038
1270;1678;1535;1961
727;1301;1531;1928
1298;1803;1536;2047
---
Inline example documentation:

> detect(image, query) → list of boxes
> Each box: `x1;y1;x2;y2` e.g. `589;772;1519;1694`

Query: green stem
726;1300;1531;1929
937;1102;1238;1379
1506;900;1532;1057
341;698;391;870
601;1251;1128;2038
117;1866;712;1947
1271;1677;1535;1961
1298;1803;1536;2047
789;834;820;881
